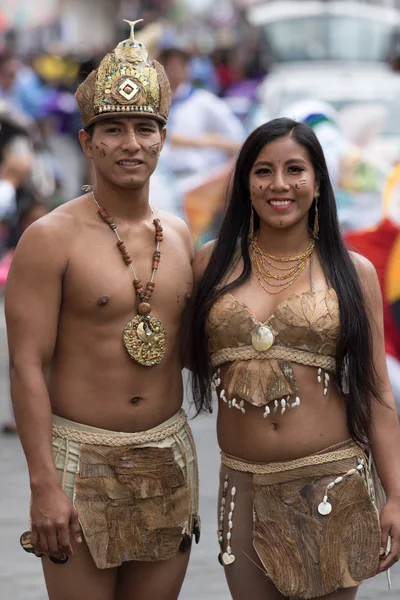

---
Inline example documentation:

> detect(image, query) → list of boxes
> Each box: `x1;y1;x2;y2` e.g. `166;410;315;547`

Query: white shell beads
317;368;330;396
217;475;236;566
318;501;332;515
317;458;365;516
251;325;275;351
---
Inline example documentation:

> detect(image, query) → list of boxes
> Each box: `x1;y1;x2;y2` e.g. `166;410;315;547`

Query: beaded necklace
250;237;315;295
89;189;166;367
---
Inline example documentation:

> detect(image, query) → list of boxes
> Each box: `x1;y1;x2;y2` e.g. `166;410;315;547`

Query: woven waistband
221;442;363;474
211;345;336;372
52;409;188;446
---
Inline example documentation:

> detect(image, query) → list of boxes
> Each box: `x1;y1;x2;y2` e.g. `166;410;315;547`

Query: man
157;47;245;180
5;20;198;600
0;51;48;120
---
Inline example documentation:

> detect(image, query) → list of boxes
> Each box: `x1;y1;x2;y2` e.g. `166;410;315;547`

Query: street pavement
0;304;398;600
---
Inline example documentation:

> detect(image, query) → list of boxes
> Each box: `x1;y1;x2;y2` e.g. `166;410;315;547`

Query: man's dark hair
157;47;190;66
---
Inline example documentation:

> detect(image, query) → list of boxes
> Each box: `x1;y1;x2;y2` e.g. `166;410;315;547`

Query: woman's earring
313;196;319;239
249;205;254;239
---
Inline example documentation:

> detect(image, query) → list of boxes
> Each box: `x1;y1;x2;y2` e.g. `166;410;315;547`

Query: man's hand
30;483;82;557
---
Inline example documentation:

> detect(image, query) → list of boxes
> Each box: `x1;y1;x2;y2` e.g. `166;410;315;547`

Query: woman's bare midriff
217;363;351;462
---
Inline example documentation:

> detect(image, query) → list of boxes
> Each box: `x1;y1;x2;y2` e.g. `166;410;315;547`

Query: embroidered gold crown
75;19;171;129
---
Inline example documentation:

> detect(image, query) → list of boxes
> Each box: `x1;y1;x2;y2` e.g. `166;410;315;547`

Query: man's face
0;58;20;92
163;56;188;92
79;117;166;190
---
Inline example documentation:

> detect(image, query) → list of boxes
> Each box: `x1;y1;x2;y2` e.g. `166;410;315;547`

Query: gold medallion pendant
88;188;166;368
123;314;167;366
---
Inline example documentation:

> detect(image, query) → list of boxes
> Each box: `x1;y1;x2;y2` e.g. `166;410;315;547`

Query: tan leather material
252;458;380;598
74;445;191;568
207;289;340;406
217;443;381;599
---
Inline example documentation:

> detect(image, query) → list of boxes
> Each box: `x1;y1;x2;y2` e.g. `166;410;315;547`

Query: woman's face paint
295;179;307;189
248;136;319;232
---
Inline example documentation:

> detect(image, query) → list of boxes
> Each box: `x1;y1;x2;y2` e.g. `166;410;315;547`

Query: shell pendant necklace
250;242;315;353
89;189;166;367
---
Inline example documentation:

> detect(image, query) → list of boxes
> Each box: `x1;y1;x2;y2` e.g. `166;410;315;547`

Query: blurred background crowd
1;0;400;427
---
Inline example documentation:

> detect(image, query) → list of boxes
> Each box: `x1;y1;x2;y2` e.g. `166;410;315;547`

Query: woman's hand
378;497;400;572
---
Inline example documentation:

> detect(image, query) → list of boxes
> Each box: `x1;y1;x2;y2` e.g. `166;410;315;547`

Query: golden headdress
75;19;171;129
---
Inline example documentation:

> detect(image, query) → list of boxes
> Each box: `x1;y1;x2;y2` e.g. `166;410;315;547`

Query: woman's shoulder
348;251;381;307
349;251;378;282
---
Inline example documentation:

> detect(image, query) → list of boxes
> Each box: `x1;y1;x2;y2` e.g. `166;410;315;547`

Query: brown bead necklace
90;190;166;367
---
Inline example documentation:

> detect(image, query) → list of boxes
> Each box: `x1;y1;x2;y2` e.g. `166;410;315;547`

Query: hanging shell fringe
317;368;330;396
211;368;221;392
218;474;237;566
263;395;300;418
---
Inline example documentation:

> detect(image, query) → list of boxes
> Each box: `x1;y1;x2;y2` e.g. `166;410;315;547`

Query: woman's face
249;135;319;232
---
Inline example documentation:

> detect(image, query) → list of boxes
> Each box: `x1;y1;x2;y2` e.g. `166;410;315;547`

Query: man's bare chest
62;233;192;324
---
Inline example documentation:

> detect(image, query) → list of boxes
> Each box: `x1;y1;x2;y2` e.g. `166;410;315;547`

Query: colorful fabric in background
387;233;400;331
183;168;229;249
345;163;400;361
345;219;400;361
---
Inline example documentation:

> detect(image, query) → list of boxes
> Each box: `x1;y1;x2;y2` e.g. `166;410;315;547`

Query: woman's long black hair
191;117;380;445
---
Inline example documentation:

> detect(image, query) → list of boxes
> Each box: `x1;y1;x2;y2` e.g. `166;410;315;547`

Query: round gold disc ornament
123;314;166;366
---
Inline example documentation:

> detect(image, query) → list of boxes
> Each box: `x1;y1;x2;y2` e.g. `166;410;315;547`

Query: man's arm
5;214;81;557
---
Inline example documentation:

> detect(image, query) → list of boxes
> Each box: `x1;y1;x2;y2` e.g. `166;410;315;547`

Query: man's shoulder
156;209;189;234
156;210;194;256
18;196;85;248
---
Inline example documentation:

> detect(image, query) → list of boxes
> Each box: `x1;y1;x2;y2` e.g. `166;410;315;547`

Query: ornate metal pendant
251;324;275;351
123;314;166;366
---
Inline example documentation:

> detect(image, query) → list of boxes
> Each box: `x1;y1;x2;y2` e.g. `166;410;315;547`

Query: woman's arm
353;252;400;571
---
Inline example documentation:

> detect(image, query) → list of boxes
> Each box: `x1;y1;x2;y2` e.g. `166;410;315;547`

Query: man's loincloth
218;440;382;599
49;409;199;569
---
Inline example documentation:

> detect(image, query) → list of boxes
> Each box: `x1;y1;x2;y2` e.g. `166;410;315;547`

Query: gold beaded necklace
90;189;166;367
250;237;315;295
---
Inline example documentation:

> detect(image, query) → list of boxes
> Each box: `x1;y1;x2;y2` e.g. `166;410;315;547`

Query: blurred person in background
0;154;31;225
158;47;245;181
0;51;24;114
191;118;400;599
0;51;48;121
5;20;199;600
346;165;400;414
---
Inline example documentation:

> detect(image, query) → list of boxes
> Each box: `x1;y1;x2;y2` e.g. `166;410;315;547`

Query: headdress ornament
75;19;171;129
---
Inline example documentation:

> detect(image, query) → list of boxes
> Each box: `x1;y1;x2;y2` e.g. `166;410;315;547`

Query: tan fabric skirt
49;409;199;569
217;441;381;599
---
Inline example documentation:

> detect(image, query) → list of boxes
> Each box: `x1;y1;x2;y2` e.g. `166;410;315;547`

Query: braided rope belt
52;409;188;446
211;345;336;373
221;444;362;474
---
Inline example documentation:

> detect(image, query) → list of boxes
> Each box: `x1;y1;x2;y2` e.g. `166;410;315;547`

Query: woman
191;118;400;599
